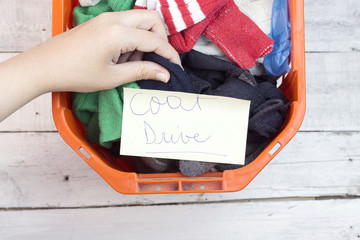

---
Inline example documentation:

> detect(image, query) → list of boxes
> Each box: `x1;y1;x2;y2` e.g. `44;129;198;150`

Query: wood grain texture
0;53;18;62
0;93;56;132
0;131;359;208
0;0;52;52
304;0;360;52
0;53;56;132
301;52;360;131
0;199;359;240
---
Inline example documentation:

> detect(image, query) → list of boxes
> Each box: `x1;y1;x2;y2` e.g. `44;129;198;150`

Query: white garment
192;35;225;58
79;0;101;7
193;36;266;76
234;0;273;36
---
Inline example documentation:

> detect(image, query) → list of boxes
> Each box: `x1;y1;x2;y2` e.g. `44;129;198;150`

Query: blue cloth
181;50;288;139
135;50;289;176
264;0;291;77
181;50;289;173
137;52;193;93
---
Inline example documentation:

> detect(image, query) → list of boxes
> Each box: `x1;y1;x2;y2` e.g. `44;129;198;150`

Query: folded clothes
181;50;288;173
136;52;193;173
72;0;139;149
129;50;288;176
135;0;274;69
182;50;288;136
179;161;217;177
134;50;288;176
192;36;268;77
192;0;273;57
137;52;193;93
71;1;288;175
141;157;177;172
192;0;273;76
71;83;140;149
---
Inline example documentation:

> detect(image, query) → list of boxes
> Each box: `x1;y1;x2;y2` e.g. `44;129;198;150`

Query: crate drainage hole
200;185;205;190
156;186;161;191
269;142;281;155
78;147;91;159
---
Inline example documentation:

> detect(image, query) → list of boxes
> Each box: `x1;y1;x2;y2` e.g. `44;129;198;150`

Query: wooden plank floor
1;0;360;239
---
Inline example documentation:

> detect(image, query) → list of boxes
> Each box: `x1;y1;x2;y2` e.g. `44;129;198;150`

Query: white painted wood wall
1;0;360;239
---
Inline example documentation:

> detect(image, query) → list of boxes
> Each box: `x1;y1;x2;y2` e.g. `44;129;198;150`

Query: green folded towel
71;0;139;149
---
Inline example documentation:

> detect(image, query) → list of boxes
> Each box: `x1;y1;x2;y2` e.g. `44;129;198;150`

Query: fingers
128;50;144;62
116;52;133;64
107;10;168;41
125;27;182;66
117;51;143;64
108;60;170;86
94;11;181;66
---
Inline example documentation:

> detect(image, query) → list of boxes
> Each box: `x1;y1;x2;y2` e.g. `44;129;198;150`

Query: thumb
109;61;170;85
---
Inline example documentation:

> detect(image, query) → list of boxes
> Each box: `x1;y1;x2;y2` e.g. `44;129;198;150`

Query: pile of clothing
71;0;291;176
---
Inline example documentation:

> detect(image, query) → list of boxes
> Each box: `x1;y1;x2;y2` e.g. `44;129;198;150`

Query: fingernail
156;72;169;83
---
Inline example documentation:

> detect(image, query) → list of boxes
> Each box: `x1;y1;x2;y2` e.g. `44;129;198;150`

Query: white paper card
120;88;250;165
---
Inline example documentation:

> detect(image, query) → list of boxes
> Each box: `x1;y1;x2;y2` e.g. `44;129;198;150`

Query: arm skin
0;10;181;122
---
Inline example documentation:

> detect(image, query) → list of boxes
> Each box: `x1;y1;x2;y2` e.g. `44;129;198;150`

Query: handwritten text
130;92;204;116
144;121;211;145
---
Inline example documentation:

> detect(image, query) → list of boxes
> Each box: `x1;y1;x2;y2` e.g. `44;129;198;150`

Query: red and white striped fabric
134;0;220;35
135;0;274;69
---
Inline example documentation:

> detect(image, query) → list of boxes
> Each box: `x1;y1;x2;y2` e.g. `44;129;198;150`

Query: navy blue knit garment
136;52;193;173
137;52;193;93
180;50;289;174
130;51;288;176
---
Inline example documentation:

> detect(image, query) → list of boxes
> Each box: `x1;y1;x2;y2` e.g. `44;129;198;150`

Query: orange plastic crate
52;0;305;194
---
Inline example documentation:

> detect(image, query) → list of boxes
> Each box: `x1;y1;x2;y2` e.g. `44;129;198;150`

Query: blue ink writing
144;121;211;145
130;92;203;116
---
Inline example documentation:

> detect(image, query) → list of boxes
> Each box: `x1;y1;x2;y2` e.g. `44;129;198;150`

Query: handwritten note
120;88;250;165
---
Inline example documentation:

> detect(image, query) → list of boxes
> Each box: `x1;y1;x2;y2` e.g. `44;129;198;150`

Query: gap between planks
3;195;360;212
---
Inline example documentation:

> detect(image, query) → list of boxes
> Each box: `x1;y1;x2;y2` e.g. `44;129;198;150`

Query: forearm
0;10;179;122
0;51;48;122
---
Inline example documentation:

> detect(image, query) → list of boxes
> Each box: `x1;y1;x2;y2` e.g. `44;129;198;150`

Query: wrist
18;44;56;95
0;53;46;121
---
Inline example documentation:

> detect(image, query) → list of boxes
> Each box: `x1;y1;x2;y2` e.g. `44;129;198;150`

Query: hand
0;10;181;121
27;9;180;93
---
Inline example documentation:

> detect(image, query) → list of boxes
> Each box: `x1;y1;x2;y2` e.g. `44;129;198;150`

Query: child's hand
28;9;180;93
0;10;180;121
